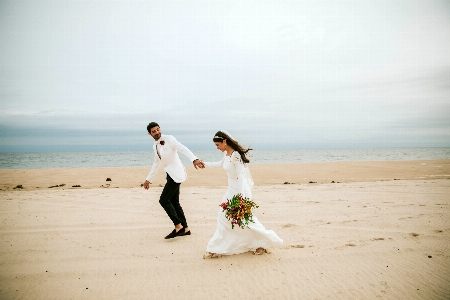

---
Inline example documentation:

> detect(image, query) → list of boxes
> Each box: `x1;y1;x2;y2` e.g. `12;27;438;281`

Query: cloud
0;0;449;152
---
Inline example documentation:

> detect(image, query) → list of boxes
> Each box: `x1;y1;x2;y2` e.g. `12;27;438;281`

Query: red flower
219;193;259;229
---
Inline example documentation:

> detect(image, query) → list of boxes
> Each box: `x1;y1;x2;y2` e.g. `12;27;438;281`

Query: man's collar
155;134;165;144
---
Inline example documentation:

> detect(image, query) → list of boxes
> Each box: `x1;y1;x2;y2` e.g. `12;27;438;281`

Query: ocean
0;148;449;170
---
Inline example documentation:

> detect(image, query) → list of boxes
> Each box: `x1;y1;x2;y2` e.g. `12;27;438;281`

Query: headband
213;136;224;142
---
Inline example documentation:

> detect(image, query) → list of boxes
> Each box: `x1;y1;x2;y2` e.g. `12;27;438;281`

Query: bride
202;131;283;258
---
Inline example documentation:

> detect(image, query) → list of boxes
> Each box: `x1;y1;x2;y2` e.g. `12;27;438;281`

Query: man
143;122;205;239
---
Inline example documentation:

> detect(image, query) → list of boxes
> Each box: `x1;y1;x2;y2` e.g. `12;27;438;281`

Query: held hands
193;159;205;169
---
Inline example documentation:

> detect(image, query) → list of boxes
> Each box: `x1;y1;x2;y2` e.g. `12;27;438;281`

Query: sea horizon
1;147;449;170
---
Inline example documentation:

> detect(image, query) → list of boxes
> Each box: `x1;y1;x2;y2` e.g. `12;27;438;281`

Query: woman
202;130;283;258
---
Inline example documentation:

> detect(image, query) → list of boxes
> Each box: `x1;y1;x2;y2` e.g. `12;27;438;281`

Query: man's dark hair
147;122;159;132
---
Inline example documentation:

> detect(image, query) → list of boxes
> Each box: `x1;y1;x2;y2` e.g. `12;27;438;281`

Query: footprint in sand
282;223;297;228
380;281;390;294
283;244;306;250
342;219;358;224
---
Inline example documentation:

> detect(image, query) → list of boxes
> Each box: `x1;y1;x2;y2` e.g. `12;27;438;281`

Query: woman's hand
193;159;205;169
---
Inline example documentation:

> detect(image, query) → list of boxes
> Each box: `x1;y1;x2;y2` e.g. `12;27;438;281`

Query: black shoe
177;227;187;236
181;230;191;236
165;229;179;239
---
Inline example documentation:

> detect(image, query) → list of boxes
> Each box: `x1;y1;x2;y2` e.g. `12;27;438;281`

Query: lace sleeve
231;152;247;196
204;155;225;168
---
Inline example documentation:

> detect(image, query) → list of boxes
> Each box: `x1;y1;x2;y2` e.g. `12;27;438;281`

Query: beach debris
101;184;110;188
331;181;335;183
48;184;65;188
428;255;432;258
140;183;144;187
13;185;23;189
309;181;317;183
72;185;81;188
284;182;290;184
106;178;112;181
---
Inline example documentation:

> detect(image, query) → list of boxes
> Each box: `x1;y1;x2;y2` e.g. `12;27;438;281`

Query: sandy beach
1;160;449;299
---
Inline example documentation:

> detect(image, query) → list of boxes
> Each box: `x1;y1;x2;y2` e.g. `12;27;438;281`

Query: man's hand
143;180;151;190
193;159;205;169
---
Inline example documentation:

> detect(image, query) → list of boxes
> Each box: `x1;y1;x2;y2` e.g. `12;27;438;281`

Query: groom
143;122;205;239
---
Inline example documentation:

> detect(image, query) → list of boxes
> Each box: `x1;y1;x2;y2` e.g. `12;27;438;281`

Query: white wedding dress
204;151;283;255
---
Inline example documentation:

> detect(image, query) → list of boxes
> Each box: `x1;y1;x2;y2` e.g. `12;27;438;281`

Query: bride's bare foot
203;252;222;259
253;247;270;255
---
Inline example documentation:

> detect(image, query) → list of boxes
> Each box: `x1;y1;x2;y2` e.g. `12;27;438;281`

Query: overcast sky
0;0;449;152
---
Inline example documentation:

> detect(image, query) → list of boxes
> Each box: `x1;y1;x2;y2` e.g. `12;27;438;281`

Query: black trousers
159;173;188;228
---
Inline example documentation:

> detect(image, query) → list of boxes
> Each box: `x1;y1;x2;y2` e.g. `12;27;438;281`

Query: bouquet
220;194;259;229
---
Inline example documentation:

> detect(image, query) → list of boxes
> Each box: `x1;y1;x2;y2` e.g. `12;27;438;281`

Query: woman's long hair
213;131;252;163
